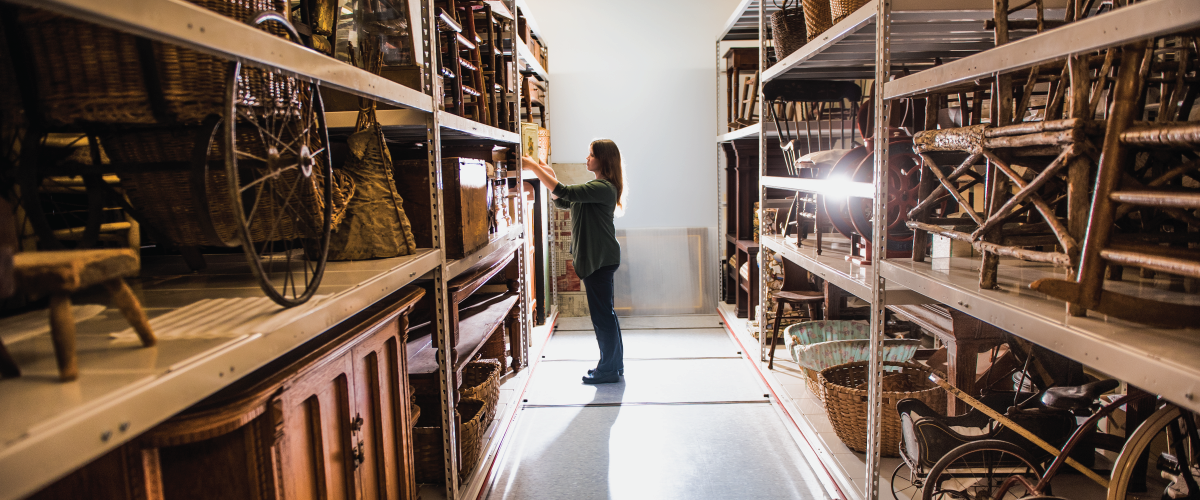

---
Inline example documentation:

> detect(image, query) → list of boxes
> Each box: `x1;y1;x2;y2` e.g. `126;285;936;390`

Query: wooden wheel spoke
240;163;301;193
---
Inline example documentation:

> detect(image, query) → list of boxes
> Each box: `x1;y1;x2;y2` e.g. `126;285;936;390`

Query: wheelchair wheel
922;439;1044;500
1107;404;1200;500
224;12;331;307
892;461;922;500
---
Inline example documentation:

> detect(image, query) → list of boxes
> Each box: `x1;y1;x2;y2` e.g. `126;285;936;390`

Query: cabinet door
351;315;418;500
278;355;358;500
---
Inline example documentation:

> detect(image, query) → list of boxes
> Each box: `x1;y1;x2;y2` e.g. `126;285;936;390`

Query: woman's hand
520;155;559;191
521;155;545;171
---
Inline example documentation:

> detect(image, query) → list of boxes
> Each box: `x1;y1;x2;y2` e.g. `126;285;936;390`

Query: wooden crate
394;157;491;259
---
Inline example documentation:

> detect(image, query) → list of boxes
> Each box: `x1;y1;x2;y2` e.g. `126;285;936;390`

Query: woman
522;139;626;384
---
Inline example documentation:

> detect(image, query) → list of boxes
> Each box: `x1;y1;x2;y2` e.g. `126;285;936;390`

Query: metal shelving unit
884;0;1200;100
723;0;1200;497
0;0;538;498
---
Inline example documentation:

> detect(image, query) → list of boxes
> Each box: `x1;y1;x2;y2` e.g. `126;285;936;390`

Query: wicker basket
820;361;946;456
10;0;287;127
460;359;502;425
830;0;870;24
413;398;486;484
802;0;833;42
770;8;807;61
101;127;352;247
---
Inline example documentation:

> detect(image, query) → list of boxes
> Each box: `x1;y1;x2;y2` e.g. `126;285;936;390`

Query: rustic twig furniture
1031;36;1200;327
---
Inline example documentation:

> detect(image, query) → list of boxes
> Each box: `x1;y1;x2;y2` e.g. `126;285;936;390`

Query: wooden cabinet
28;287;425;500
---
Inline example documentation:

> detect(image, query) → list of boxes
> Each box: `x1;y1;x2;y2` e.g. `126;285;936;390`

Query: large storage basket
460;359;502;425
413;398;486;484
8;0;287;127
830;0;870;25
802;0;833;42
820;361;945;456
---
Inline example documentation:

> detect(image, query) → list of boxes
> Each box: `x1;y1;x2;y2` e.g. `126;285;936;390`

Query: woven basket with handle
770;1;807;60
413;398;486;484
460;359;502;425
820;361;946;456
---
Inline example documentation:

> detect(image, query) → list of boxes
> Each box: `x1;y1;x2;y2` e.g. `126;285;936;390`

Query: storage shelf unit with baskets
0;0;550;499
721;0;1200;498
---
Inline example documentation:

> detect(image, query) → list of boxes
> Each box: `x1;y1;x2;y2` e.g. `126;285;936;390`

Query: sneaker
582;372;620;384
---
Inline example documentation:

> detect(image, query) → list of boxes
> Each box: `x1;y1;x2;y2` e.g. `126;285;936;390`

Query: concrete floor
481;315;837;500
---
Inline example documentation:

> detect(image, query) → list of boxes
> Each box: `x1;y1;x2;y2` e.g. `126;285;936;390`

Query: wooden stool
12;249;156;380
766;291;825;370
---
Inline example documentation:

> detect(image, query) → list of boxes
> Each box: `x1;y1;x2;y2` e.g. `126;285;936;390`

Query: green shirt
552;179;620;279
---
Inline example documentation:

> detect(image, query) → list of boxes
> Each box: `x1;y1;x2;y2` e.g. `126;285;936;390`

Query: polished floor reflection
483;315;835;500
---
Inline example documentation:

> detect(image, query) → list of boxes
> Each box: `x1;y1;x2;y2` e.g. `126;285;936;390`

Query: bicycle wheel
1107;404;1200;500
224;12;331;307
892;461;923;500
922;439;1044;500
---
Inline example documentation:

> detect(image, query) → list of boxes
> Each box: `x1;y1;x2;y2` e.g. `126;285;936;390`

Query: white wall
524;0;741;230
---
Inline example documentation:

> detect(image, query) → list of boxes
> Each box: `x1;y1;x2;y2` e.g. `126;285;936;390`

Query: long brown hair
590;139;626;216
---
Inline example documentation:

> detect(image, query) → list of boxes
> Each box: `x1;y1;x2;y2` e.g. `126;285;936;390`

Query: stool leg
105;279;156;347
807;301;822;321
49;293;78;381
768;300;785;370
0;339;20;378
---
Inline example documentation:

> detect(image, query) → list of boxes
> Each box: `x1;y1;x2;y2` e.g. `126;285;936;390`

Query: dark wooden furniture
405;249;520;483
28;286;426;500
723;138;759;316
890;304;1008;415
734;240;759;319
396;157;490;259
724;47;759;131
766;257;826;369
408;249;522;396
11;249;156;380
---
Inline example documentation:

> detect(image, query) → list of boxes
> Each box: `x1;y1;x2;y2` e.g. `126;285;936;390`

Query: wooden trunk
28;288;425;500
395;157;491;259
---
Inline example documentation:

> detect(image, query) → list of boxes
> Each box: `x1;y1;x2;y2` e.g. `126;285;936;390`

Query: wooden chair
1032;37;1200;327
11;248;156;380
765;257;826;369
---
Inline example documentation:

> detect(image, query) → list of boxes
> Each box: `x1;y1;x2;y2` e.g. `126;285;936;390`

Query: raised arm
521;155;559;192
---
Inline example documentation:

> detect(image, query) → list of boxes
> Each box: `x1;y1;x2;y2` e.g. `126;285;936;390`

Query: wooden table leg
945;340;981;416
49;293;78;381
508;308;523;371
105;279;156;347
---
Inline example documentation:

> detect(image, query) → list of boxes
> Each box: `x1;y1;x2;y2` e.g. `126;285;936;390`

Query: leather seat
1041;379;1119;412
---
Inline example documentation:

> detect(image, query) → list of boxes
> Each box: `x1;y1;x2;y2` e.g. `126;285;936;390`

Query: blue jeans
582;264;623;376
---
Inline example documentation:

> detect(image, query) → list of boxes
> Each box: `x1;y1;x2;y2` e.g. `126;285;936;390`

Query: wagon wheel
821;145;869;239
848;140;922;243
224;12;332;307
